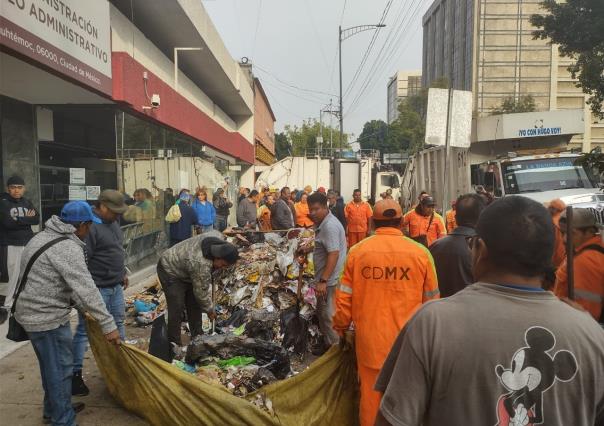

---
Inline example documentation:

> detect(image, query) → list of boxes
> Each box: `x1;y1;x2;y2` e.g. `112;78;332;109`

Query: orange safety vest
333;227;440;369
445;209;457;233
554;236;604;321
402;210;447;247
294;202;314;227
551;213;566;268
344;201;373;233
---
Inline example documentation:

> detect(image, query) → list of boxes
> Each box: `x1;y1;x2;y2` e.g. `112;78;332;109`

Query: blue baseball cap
60;201;100;223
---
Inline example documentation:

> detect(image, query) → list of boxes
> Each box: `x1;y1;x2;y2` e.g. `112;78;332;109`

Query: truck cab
374;171;402;204
472;153;604;223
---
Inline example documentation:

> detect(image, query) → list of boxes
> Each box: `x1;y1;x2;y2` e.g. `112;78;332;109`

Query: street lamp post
174;47;203;92
338;24;385;153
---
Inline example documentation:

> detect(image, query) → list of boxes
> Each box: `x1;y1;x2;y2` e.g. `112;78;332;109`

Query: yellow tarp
87;318;359;426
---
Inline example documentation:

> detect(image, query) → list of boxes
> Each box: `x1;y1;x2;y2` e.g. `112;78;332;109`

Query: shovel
281;254;309;355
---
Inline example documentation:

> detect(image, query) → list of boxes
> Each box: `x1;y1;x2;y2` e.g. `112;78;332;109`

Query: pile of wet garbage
128;229;323;401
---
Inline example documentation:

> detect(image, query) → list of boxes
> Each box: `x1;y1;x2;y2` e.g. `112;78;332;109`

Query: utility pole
318;109;324;157
338;24;385;155
338;25;343;154
329;99;333;152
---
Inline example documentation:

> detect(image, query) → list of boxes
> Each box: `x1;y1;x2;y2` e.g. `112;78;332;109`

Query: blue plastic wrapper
134;299;157;313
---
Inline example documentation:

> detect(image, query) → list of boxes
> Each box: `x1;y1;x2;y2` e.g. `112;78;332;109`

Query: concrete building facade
253;78;277;166
422;0;604;151
0;0;255;276
387;70;422;124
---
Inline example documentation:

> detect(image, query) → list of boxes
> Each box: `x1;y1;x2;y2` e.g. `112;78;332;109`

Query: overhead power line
346;0;425;116
343;0;393;99
260;79;328;105
254;64;337;99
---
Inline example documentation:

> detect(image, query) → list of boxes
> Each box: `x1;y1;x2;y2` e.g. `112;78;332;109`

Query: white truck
402;147;604;223
255;155;402;203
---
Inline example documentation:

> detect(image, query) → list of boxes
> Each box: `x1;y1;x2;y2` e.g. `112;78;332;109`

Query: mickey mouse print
494;326;578;426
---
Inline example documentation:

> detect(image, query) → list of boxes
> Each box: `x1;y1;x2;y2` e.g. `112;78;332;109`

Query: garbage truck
255;154;402;203
401;147;604;223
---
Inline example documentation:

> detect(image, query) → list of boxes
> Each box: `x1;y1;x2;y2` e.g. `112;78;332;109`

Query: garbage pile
174;229;322;400
125;281;166;327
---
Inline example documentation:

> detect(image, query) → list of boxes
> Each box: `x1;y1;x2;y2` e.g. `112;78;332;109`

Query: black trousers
156;262;202;346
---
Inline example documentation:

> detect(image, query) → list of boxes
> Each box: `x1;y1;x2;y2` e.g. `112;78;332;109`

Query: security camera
151;94;161;108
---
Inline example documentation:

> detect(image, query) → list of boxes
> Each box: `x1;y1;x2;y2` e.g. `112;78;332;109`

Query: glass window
502;158;595;194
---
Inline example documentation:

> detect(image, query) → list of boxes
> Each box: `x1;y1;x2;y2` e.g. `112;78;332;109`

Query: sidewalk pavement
0;266;158;425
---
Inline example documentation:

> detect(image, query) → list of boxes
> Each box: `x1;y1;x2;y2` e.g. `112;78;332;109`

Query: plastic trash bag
134;299;157;313
148;314;172;363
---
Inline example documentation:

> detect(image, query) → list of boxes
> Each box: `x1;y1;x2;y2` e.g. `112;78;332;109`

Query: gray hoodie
15;216;117;334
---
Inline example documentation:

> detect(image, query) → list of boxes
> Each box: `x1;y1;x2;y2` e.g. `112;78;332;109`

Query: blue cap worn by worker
61;201;101;224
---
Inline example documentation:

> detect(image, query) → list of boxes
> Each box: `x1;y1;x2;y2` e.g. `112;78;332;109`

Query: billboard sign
0;0;112;95
425;88;472;148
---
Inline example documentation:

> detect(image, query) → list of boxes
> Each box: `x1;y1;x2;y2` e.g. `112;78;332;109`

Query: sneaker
43;402;85;424
72;371;89;397
0;307;8;325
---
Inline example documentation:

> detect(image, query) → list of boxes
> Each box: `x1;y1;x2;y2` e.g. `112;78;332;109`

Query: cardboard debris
135;229;323;400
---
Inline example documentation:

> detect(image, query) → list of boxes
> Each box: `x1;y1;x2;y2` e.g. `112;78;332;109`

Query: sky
203;0;430;140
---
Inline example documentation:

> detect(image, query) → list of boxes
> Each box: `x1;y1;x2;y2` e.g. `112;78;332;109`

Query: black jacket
86;220;126;287
213;195;232;218
0;192;40;246
330;197;347;229
429;226;475;297
169;203;198;243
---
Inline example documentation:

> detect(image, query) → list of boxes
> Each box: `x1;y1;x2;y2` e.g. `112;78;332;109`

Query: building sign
86;185;100;200
68;185;87;200
518;126;562;137
69;167;85;185
476;109;585;142
0;0;111;95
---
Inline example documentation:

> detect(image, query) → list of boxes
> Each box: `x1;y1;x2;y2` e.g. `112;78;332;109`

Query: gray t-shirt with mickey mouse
375;283;604;426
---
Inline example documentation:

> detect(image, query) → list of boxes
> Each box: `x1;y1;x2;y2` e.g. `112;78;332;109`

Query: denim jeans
214;216;228;232
72;284;126;372
29;322;76;426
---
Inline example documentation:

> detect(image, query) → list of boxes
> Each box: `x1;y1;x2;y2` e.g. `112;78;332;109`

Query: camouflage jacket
159;230;223;312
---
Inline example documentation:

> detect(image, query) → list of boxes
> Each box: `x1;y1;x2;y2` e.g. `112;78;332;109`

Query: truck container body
401;146;470;212
402;148;603;223
256;156;402;204
255;157;331;194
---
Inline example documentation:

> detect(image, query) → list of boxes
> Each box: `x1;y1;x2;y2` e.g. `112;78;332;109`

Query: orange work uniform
257;205;272;232
403;210;446;247
551;213;566;268
294;201;314;227
344;201;373;248
554;236;604;321
445;209;457;233
333;228;440;426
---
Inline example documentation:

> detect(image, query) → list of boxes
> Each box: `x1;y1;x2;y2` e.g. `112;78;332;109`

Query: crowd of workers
0;174;603;425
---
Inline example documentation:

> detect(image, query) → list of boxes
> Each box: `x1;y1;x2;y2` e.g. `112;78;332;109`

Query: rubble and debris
126;281;166;327
144;228;324;398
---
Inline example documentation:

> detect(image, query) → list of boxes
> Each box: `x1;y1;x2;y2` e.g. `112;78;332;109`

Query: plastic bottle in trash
202;313;211;333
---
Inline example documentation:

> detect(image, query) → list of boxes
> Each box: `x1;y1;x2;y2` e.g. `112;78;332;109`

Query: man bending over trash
157;231;239;348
